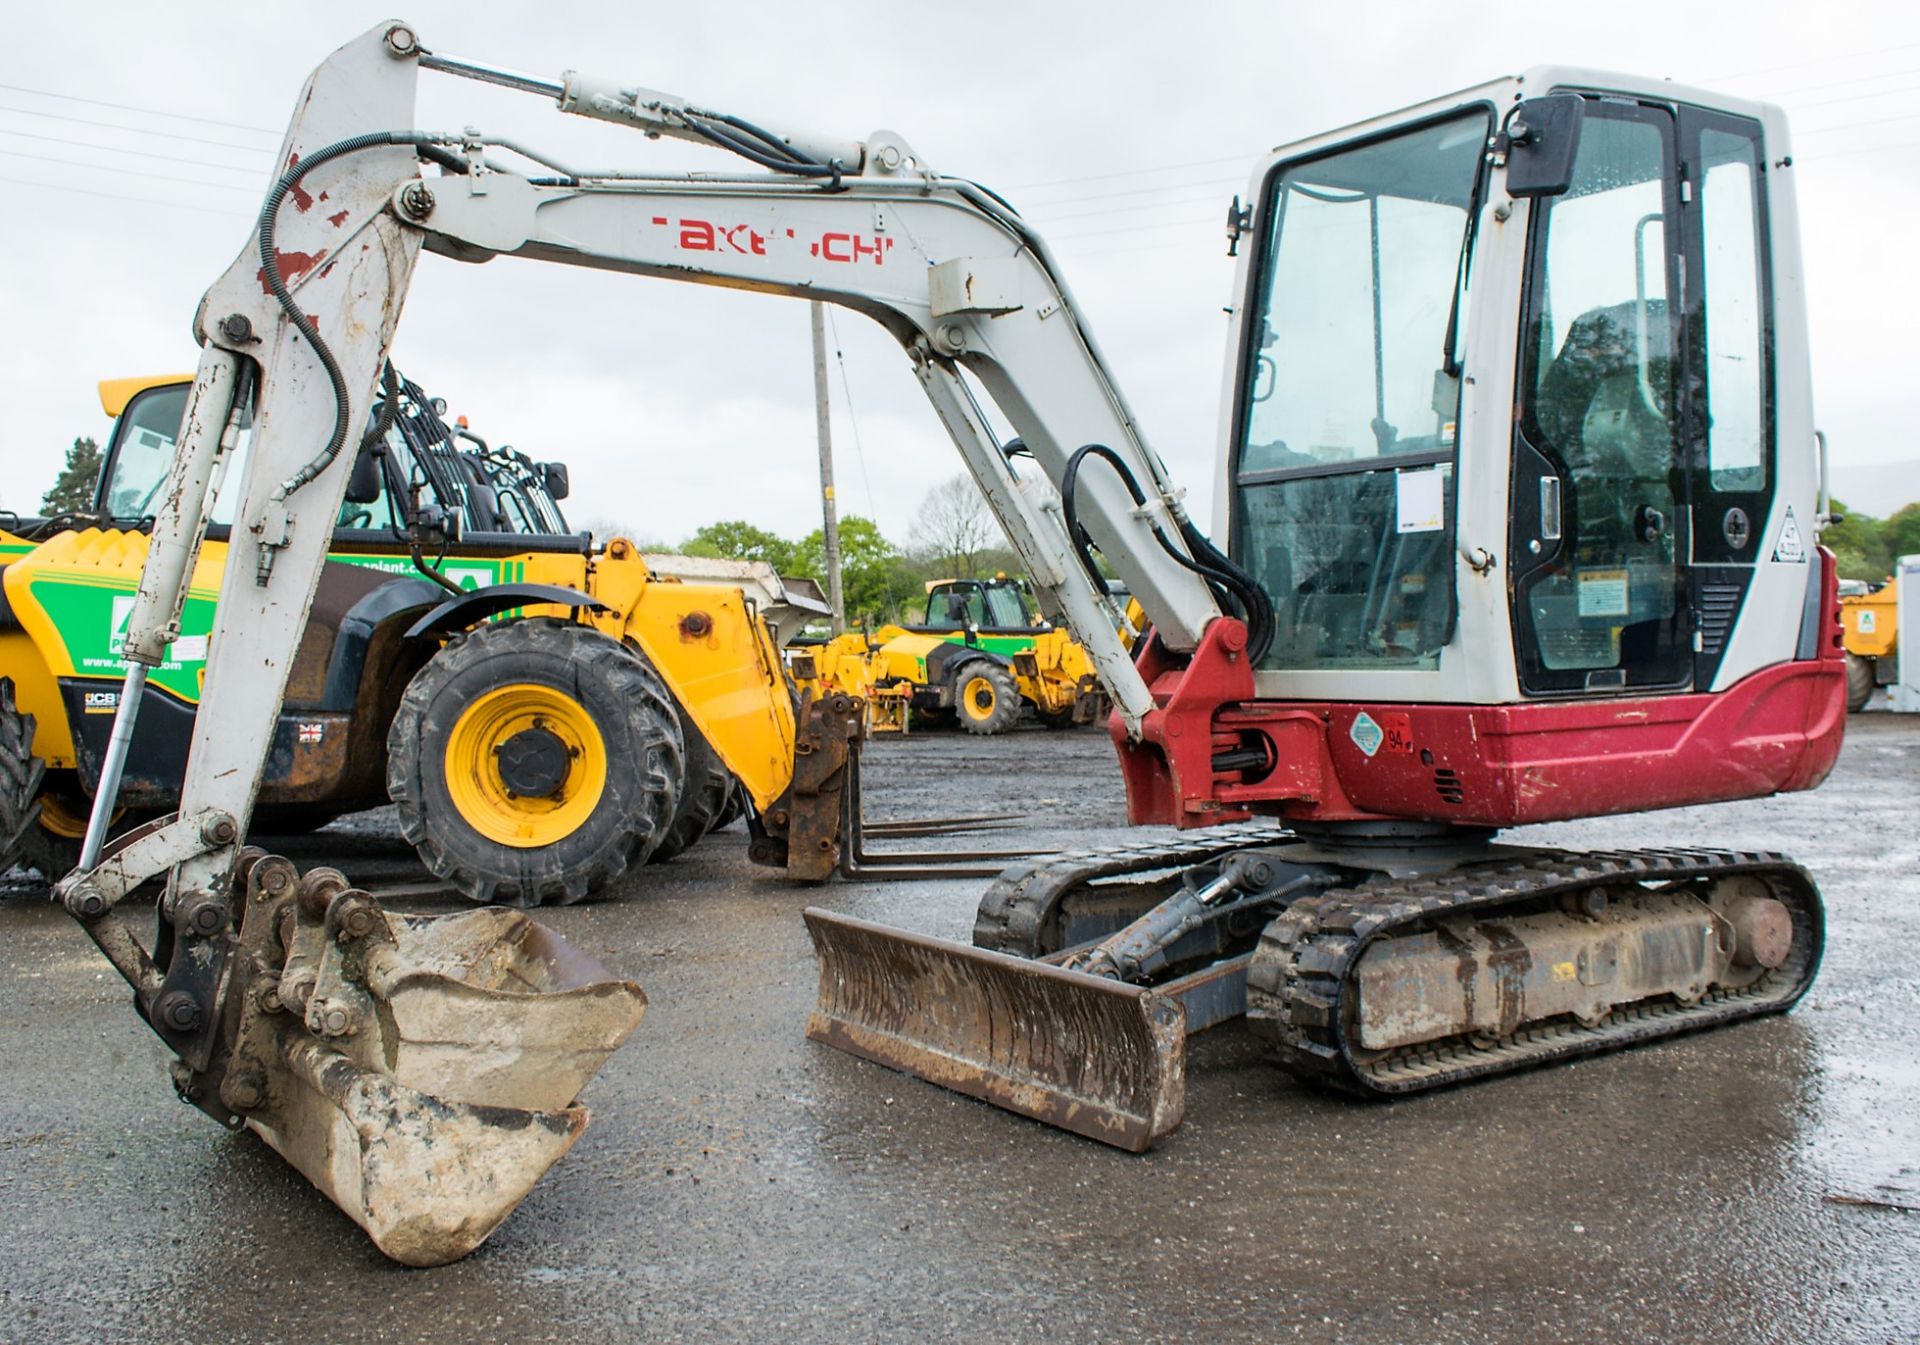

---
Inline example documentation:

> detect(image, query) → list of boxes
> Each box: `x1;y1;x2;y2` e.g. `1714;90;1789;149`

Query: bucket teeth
803;908;1186;1152
225;866;646;1265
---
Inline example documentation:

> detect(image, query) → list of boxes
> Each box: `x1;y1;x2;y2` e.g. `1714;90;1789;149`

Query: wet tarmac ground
2;715;1917;1344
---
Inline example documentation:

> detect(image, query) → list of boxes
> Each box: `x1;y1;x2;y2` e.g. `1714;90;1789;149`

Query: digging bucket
803;908;1186;1151
232;902;646;1266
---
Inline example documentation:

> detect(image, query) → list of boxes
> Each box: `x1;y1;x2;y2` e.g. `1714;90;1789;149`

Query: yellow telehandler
791;576;1109;734
3;370;823;902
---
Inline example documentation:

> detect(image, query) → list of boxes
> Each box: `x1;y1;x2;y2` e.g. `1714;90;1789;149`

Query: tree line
1825;499;1920;585
668;475;1020;627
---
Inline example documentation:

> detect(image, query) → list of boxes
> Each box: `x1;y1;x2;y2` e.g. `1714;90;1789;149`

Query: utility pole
811;301;846;634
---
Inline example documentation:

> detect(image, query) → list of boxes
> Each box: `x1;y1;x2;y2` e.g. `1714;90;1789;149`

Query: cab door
1508;98;1691;694
1680;109;1779;688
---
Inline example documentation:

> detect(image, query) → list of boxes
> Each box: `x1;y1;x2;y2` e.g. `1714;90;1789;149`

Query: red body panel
1114;551;1848;831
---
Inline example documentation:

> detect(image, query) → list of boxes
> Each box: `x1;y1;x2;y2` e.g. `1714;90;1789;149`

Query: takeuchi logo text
654;216;895;265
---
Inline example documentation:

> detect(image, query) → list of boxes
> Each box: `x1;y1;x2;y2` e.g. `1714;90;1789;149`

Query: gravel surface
2;716;1916;1344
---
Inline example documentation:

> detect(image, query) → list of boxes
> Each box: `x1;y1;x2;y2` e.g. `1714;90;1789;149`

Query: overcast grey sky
3;2;1915;544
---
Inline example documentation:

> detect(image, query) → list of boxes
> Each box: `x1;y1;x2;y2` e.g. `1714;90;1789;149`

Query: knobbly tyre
54;23;1842;1269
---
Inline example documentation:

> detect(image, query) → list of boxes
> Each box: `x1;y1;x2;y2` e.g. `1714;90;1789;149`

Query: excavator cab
1227;84;1809;715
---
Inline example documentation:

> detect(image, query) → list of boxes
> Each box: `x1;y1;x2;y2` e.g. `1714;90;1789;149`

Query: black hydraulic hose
1061;443;1274;664
680;112;839;178
255;131;443;503
416;143;470;176
361;361;401;455
708;110;829;167
1180;517;1274;663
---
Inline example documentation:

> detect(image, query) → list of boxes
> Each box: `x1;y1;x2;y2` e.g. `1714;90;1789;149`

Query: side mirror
1503;94;1585;199
542;462;570;501
344;447;384;505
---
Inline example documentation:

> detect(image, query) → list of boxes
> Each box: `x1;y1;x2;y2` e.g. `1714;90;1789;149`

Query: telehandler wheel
954;660;1022;735
0;677;86;883
387;618;684;906
1845;652;1875;712
648;706;732;863
710;779;747;832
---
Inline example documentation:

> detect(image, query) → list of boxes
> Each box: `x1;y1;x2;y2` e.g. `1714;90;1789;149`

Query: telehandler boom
59;21;1843;1260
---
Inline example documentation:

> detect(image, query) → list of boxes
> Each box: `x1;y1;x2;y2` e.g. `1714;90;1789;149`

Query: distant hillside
1830;460;1920;518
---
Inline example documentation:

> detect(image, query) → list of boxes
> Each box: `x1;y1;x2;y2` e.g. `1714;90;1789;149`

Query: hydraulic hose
1060;443;1274;663
255;131;446;504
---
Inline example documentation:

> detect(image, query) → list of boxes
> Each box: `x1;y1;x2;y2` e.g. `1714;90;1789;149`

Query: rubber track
1245;848;1824;1096
972;821;1288;956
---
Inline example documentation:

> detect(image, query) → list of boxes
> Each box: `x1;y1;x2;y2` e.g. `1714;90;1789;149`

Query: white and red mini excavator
51;22;1842;1261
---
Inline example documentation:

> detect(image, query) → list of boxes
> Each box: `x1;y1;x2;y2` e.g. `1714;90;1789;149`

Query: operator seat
1534;298;1672;474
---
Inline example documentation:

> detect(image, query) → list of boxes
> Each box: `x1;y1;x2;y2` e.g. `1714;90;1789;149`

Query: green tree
796;515;919;626
681;519;800;573
41;436;102;513
1823;497;1897;581
912;474;1004;579
1884;503;1920;569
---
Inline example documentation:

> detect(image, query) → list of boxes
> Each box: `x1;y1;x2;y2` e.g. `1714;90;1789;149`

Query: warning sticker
1773;506;1807;563
1395;469;1446;534
1350;711;1384;758
1577;568;1630;618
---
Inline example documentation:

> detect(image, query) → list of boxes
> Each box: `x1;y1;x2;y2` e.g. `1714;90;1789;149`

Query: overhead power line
0;81;278;135
1047;213;1217;243
823;308;879;525
1000;151;1261;195
0;127;270;175
0;148;261;192
0;174;252;218
1796;109;1920;137
1751;65;1920;100
0;104;274;154
1702;38;1920;84
1027;188;1240;228
1786;80;1920;113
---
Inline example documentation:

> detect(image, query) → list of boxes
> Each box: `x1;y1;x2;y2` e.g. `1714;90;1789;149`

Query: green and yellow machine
793;576;1108;734
2;372;803;901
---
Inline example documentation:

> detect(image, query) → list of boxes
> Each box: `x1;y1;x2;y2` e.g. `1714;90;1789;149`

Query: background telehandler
3;369;820;902
52;22;1844;1262
793;576;1109;733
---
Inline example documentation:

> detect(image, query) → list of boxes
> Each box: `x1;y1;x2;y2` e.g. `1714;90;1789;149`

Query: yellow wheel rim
38;793;90;839
443;683;608;848
962;674;998;722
